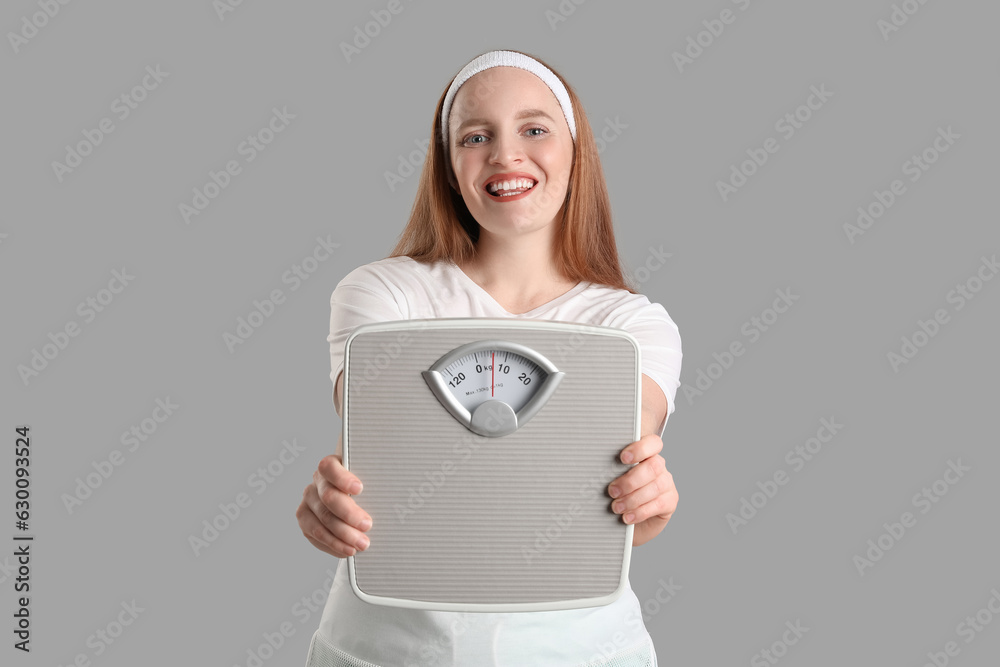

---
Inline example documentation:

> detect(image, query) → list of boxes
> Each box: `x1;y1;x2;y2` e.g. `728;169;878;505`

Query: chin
479;216;553;237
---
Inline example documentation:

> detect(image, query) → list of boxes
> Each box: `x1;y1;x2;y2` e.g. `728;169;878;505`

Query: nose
488;131;524;166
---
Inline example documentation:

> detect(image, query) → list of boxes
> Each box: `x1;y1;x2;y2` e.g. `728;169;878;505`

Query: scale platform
342;318;641;612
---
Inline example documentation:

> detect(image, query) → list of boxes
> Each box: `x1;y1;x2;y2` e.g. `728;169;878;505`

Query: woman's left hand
608;433;678;546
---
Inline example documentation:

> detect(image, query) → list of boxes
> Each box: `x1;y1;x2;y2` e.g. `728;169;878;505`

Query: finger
608;454;667;499
304;483;373;553
298;505;357;557
316;481;372;531
313;462;364;519
611;474;666;519
618;433;663;465
317;454;363;496
621;486;679;526
296;494;360;557
304;533;346;558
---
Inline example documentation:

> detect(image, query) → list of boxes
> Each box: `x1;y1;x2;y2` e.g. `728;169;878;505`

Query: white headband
440;50;577;149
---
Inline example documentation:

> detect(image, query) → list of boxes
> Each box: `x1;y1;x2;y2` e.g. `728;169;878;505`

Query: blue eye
461;126;547;146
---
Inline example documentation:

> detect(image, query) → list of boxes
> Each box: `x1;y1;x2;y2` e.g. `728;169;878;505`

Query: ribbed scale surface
344;323;638;608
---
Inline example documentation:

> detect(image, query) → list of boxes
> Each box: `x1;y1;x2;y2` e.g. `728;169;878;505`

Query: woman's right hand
296;453;373;558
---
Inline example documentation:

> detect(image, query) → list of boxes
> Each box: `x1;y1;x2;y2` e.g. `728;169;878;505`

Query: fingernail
624;513;635;524
609;486;621;498
359;517;372;531
613;501;624;514
621;451;634;464
356;535;370;550
349;480;362;494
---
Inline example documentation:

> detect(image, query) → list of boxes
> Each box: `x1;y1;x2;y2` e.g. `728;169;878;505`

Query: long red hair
388;49;635;293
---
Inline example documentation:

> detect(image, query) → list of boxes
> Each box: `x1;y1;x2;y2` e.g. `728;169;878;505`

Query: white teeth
487;178;535;194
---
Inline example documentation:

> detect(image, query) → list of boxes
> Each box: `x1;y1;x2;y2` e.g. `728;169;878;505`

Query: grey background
2;1;998;665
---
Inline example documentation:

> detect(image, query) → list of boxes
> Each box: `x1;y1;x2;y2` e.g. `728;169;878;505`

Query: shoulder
337;255;459;285
334;256;451;295
577;284;678;331
336;256;421;289
331;256;459;317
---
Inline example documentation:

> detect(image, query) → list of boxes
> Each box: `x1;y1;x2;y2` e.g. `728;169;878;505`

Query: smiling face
447;67;575;241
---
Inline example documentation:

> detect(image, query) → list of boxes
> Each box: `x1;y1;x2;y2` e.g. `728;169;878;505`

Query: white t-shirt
306;256;681;667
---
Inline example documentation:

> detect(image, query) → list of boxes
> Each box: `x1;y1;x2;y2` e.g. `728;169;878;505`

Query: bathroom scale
342;318;641;612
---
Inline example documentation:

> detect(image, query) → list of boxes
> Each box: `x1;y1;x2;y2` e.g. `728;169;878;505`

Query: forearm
632;375;669;547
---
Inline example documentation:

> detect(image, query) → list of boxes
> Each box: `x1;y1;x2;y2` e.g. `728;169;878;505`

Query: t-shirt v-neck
447;260;590;316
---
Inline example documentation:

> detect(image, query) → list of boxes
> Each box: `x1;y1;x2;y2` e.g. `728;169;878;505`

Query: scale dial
422;340;564;437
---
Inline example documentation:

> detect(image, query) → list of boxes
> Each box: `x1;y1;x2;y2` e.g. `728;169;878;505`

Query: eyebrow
456;109;557;133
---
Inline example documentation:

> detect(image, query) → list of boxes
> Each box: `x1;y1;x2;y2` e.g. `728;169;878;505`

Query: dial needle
491;352;494;396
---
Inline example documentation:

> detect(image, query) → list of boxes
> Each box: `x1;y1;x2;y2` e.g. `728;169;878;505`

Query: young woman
297;49;682;667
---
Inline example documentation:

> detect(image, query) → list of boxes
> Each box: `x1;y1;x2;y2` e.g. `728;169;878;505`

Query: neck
470;224;567;284
457;223;577;313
